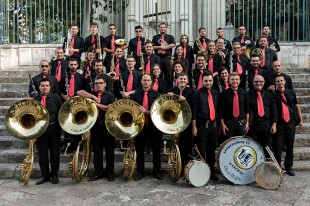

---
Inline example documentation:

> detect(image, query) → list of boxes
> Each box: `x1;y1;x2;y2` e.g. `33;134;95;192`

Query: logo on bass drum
234;146;257;169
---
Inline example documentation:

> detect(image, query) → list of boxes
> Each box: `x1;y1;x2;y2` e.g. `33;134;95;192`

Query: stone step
0;76;29;84
292;147;310;161
0;98;23;106
0;136;27;149
294;88;310;96
288;74;310;81
300;104;310;113
1;70;39;77
0;83;29;92
283;67;310;73
296;123;310;134
293;81;310;88
294;134;310;147
0;91;29;98
0;115;4;124
297;96;310;104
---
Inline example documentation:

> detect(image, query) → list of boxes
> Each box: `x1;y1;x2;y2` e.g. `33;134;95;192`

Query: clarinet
191;65;196;91
89;76;94;92
119;73;126;92
229;52;233;73
65;70;69;96
29;75;38;97
217;75;223;93
245;69;249;91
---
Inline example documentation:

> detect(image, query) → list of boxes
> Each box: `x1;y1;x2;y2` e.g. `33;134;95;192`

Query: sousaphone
105;99;145;179
58;96;97;182
150;94;192;182
5;100;50;185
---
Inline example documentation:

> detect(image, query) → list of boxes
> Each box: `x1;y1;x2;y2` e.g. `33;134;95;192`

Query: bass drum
217;136;265;185
184;160;210;187
255;161;284;190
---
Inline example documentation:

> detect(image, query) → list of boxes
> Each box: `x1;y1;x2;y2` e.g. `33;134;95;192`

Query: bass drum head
184;160;210;187
218;136;265;185
255;162;284;190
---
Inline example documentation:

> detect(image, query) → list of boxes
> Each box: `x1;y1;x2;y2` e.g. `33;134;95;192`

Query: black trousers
63;132;82;152
134;124;162;174
223;119;246;140
178;126;193;170
91;121;115;176
37;123;61;177
273;119;296;169
250;119;271;157
195;120;218;170
160;57;172;80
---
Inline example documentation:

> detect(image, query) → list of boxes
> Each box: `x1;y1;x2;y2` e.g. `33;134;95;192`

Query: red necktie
143;91;149;122
111;36;115;51
126;70;133;92
241;36;244;44
208;55;213;73
254;69;258;76
233;90;239;118
91;35;95;48
179;90;183;96
281;93;290;122
197;70;203;89
161;35;166;54
70;36;75;56
183;46;186;59
43;75;46;78
225;82;229;89
68;74;75;97
260;49;265;67
97;92;101;102
153;79;158;91
56;61;61;81
137;37;141;56
41;95;47;107
208;90;215;121
115;59;120;77
236;56;243;74
145;55;151;74
257;91;264;117
202;38;207;50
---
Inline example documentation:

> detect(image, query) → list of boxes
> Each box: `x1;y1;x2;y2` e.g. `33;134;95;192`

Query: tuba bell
58;96;97;182
105;99;145;179
150;94;192;182
5;100;50;185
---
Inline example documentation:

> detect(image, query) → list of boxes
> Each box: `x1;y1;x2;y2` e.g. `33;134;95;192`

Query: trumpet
64;29;72;57
139;47;145;74
107;55;117;77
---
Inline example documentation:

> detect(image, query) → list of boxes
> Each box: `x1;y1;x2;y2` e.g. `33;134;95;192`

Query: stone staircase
0;67;310;179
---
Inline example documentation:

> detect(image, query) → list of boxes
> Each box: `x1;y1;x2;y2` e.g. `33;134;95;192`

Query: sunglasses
40;65;49;68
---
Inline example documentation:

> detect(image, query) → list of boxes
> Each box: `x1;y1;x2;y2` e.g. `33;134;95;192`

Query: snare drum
255;161;284;190
217;136;265;185
184;160;210;187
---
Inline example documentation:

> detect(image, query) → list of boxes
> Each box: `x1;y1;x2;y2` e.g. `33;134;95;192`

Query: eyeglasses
40;65;49;68
233;47;240;49
95;82;105;85
135;30;142;33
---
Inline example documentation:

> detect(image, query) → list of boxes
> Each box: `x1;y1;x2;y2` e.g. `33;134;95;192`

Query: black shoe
36;176;50;185
51;175;59;184
153;172;163;180
107;175;115;182
88;175;103;182
210;172;219;181
285;168;295;176
135;173;145;181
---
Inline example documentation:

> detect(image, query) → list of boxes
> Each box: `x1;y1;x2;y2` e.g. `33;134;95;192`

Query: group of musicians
28;22;304;185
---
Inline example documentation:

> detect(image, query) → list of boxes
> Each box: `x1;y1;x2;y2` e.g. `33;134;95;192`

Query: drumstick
265;146;280;167
194;144;207;164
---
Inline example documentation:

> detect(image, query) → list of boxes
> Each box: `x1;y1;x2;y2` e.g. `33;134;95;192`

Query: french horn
105;99;145;179
150;94;192;182
115;39;126;46
5;100;50;185
58;96;97;181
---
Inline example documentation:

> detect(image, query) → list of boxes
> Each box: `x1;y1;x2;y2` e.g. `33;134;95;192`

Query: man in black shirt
127;25;146;70
193;26;210;54
256;25;280;52
50;47;69;83
232;25;255;51
91;59;112;92
141;41;161;74
256;36;278;70
29;60;59;97
33;78;62;185
266;60;293;91
273;75;303;176
84;22;105;60
215;27;232;53
192;71;219;181
152;22;176;80
246;54;267;90
189;53;208;90
77;76;116;182
131;74;161;181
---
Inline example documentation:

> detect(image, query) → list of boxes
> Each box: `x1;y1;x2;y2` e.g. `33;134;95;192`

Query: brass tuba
58;96;97;181
105;99;145;179
5;100;50;185
150;94;192;182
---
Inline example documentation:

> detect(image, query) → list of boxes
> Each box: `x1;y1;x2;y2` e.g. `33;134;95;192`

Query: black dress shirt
127;37;146;58
192;87;219;121
188;67;208;89
107;56;126;73
142;53;161;69
248;89;277;122
256;35;280;52
118;69;142;93
260;48;278;70
152;77;167;94
152;34;176;57
265;72;293;90
104;35;126;59
219;87;249;120
215;38;232;52
274;89;298;123
62;35;85;59
232;36;255;50
84;34;105;51
131;88;160;109
29;74;60;97
232;54;250;74
92;90;115;121
60;72;88;96
193;37;210;54
34;93;62;124
90;73;113;92
168;86;194;108
50;59;69;82
207;54;222;73
173;57;191;73
180;45;195;64
246;67;267;90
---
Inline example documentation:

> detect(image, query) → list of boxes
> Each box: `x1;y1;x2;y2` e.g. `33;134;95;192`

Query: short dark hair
95;59;103;64
202;70;213;79
71;23;79;29
69;58;78;64
144;40;153;46
257;35;268;42
217;27;223;31
199;27;206;32
39;78;51;86
159;22;167;27
239;25;247;30
263;25;270;29
177;72;188;78
135;25;143;30
126;55;135;61
196;52;206;60
87;47;96;53
250;53;262;60
109;24;116;28
95;75;106;82
90;22;98;27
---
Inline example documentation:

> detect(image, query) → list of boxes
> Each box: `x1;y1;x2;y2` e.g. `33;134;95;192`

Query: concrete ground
0;171;309;206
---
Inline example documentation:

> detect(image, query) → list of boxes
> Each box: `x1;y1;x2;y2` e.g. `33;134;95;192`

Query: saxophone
195;38;208;57
29;75;38;97
107;55;117;77
96;33;103;60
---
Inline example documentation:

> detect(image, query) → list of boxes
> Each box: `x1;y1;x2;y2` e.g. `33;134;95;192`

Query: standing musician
180;34;194;64
118;55;142;99
50;47;69;83
193;26;210;54
103;24;128;71
247;54;267;90
192;71;219;181
29;60;59;97
152;22;176;80
256;25;280;52
219;72;250;139
232;25;255;51
273;75;303;176
60;58;88;153
168;73;194;172
266;60;293;91
248;75;277;155
77;76;116;182
151;64;167;94
81;47;96;81
108;47;126;94
189;53;208;90
206;40;222;76
212;67;230;93
63;23;85;64
140;41;161;74
173;44;191;72
32;78;62;185
169;61;187;89
84;22;105;59
127;25;146;70
131;74;162;181
215;27;232;53
216;38;230;68
91;59;112;92
256;36;278;70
